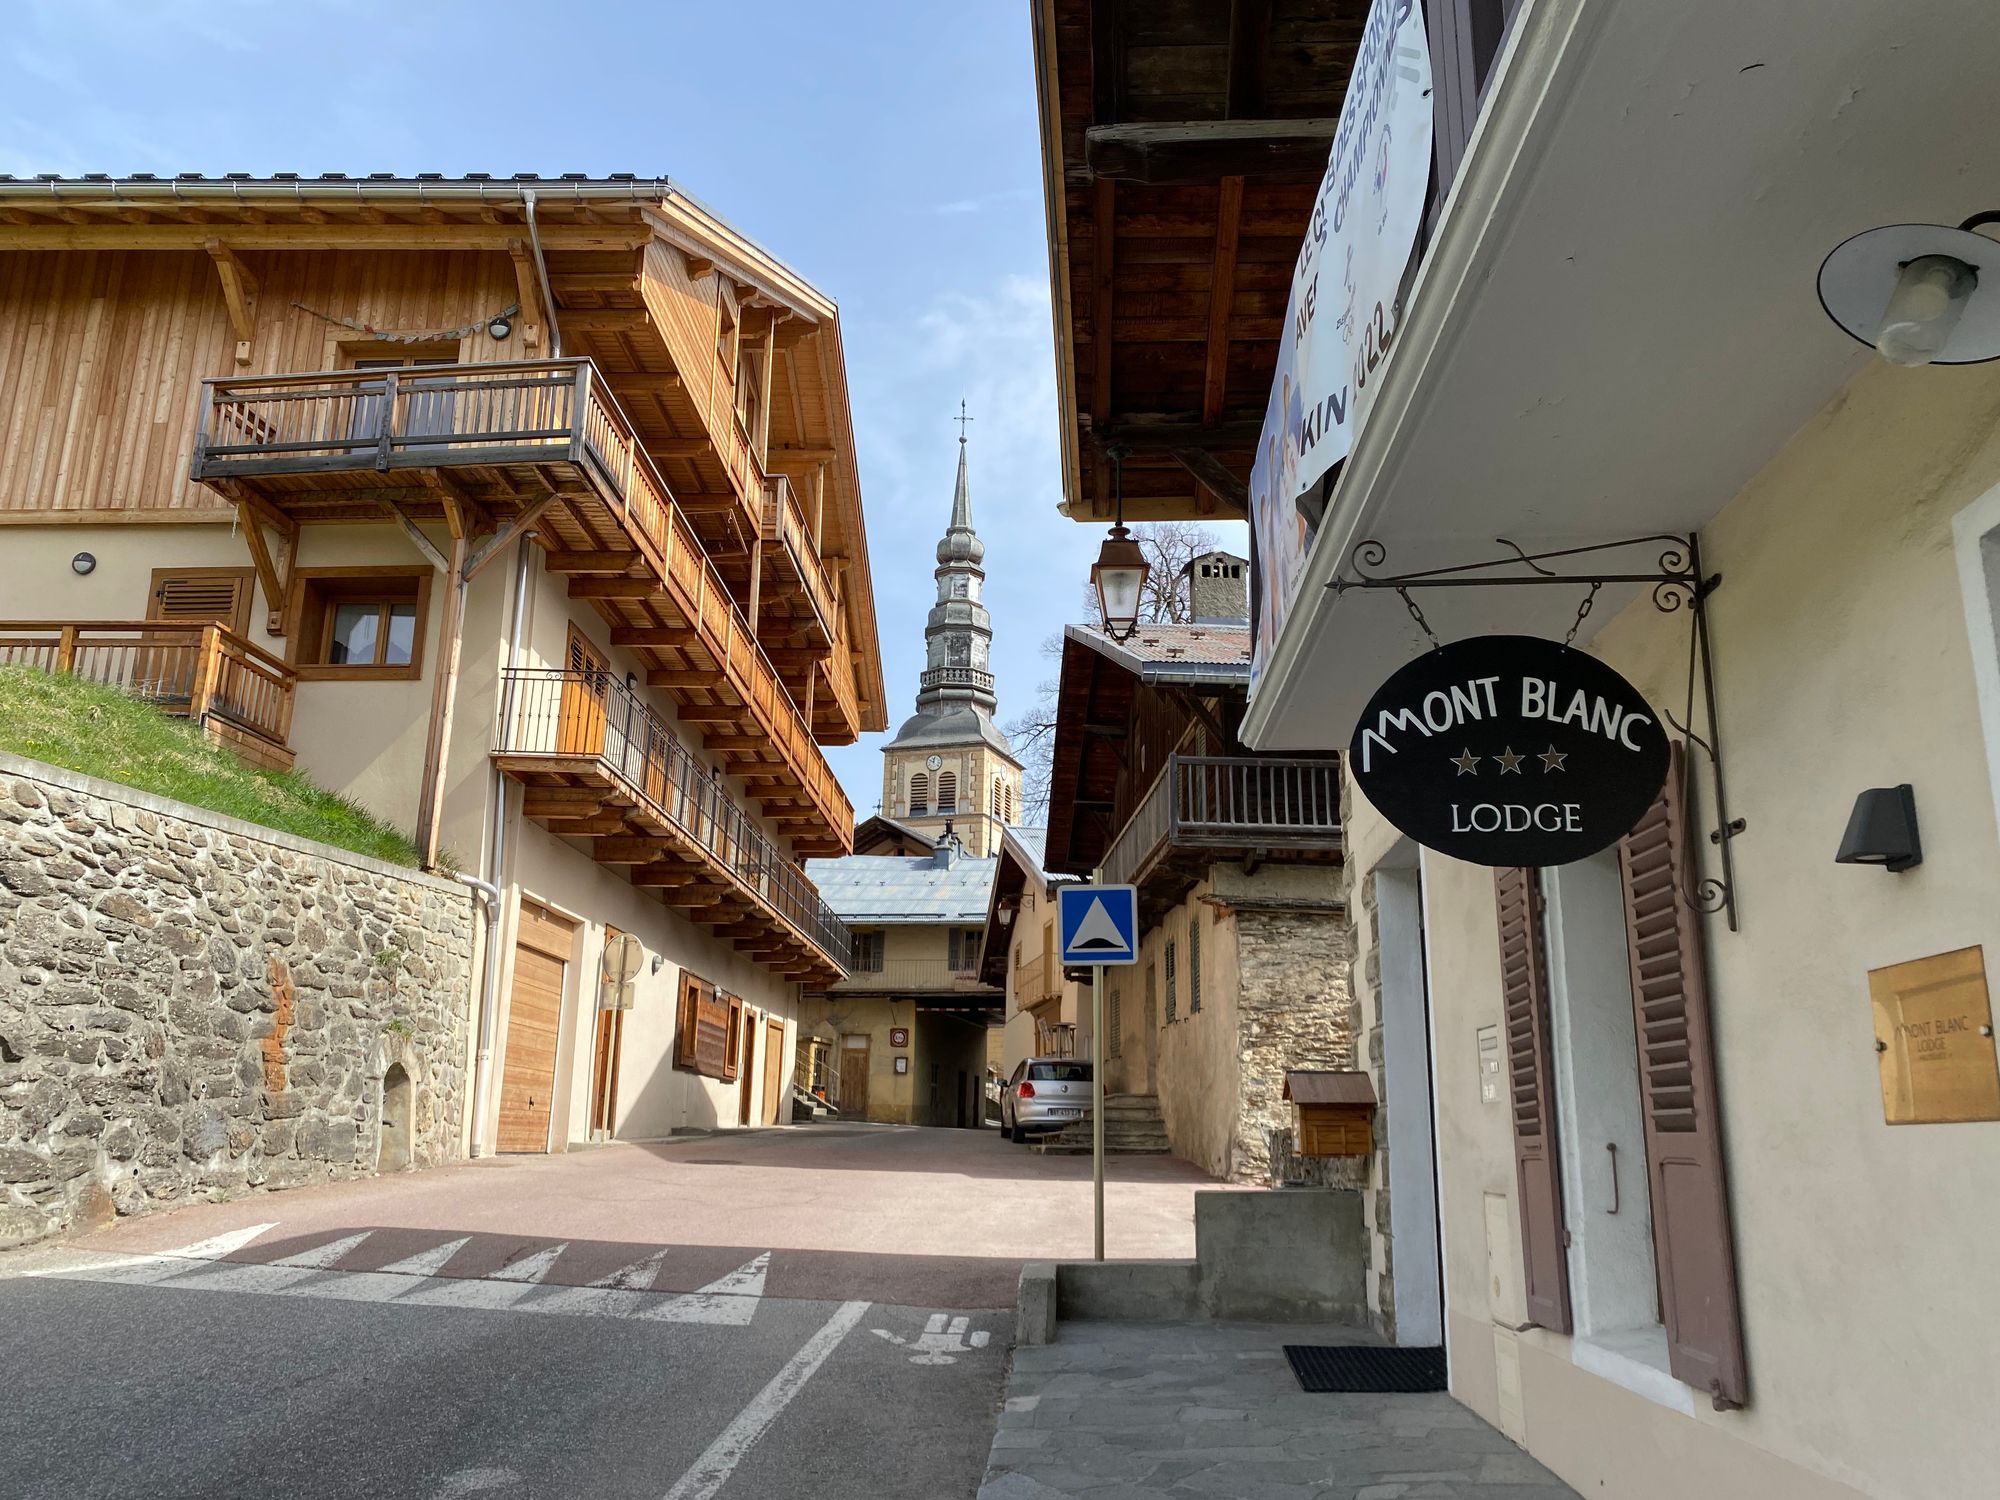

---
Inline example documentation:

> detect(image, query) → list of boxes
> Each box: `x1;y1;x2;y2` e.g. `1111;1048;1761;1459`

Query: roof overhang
1243;0;2000;750
1063;623;1251;688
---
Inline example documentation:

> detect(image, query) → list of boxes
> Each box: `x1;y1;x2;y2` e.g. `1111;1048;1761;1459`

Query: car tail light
1017;1081;1036;1098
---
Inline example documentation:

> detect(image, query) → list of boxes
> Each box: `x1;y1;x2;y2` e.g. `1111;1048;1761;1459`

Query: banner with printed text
1250;0;1432;689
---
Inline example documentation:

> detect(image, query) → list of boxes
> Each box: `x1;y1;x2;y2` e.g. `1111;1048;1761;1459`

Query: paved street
0;1124;1215;1500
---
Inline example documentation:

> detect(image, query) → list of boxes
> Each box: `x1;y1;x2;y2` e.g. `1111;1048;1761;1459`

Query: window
909;772;929;816
1004;784;1014;823
148;568;253;636
948;927;983;972
850;930;885;972
1165;936;1178;1022
674;971;742;1082
286;568;432;681
343;349;459;442
991;778;1003;818
1028;1061;1089;1083
936;771;957;813
1189;911;1203;1014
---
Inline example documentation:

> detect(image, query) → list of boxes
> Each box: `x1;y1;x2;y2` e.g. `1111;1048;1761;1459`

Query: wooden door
557;627;610;755
840;1036;870;1117
498;900;575;1153
762;1018;787;1125
739;1010;758;1125
588;1007;623;1138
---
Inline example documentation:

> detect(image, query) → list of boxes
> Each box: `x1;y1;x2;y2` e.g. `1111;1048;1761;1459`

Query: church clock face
926;755;943;771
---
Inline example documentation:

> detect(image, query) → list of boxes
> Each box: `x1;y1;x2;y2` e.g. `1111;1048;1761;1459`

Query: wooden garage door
497;900;575;1153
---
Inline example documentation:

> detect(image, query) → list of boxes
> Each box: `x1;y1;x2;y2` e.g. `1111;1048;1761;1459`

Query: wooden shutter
721;992;744;1083
150;569;252;634
1494;865;1573;1333
675;972;703;1069
1618;747;1747;1409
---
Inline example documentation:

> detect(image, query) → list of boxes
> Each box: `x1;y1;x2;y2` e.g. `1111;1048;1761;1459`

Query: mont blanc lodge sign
1350;635;1671;866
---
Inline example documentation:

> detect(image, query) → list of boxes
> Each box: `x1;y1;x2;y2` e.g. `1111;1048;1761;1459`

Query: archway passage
379;1062;414;1173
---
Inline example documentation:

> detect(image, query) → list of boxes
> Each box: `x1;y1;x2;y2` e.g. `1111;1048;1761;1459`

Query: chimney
933;823;961;869
1187;551;1250;625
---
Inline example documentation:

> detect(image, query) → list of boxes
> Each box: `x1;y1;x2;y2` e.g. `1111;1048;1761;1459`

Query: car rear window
1029;1062;1090;1082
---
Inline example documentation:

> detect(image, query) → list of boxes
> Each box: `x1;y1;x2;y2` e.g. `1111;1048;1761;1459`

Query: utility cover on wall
1350;635;1670;867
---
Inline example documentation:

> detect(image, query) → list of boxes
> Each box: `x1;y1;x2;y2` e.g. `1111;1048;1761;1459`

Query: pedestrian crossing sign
1058;884;1140;967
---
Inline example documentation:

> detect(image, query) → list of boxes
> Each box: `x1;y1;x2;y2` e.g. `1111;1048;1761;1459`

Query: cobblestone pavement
978;1321;1579;1500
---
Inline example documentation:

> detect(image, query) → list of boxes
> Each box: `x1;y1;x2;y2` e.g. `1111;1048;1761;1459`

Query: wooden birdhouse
1284;1070;1377;1157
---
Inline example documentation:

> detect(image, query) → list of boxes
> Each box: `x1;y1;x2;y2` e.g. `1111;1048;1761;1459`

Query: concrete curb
1016;1262;1058;1345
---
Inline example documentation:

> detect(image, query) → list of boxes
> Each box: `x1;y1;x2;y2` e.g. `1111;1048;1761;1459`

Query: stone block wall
0;755;475;1248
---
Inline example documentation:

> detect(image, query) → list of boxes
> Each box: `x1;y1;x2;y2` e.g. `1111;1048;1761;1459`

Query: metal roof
1283;1071;1378;1106
805;853;999;924
1062;623;1251;686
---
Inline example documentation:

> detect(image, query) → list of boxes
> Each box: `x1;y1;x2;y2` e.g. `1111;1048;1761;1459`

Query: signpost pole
1092;959;1105;1262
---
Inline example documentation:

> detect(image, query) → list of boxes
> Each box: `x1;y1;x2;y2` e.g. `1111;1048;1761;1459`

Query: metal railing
0;620;296;751
827;956;993;993
192;358;854;845
1100;754;1342;889
1013;954;1063;1007
496;666;850;967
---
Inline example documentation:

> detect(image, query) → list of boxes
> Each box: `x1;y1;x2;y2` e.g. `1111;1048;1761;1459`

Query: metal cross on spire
955;400;974;442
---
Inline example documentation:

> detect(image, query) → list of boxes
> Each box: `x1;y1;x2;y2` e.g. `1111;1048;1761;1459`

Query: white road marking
522;1248;673;1318
25;1223;277;1284
661;1299;871;1500
375;1236;471;1278
489;1243;570;1282
635;1253;770;1326
168;1231;376;1294
869;1312;993;1364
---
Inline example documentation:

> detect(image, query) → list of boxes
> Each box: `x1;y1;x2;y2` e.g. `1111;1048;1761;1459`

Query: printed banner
1251;0;1433;687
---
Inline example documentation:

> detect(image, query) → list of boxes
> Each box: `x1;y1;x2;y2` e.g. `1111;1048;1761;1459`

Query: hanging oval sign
1349;635;1671;867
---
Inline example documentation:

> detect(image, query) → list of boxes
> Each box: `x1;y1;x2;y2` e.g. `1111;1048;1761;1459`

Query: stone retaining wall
0;755;475;1248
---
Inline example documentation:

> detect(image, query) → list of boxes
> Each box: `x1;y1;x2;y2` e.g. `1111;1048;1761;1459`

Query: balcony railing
761;472;835;642
1100;755;1342;890
0;620;296;758
192;359;853;848
828;957;994;994
919;665;994;695
496;666;849;969
1013;954;1063;1007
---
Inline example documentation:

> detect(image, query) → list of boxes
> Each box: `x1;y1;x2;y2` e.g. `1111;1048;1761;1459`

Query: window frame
285;566;433;682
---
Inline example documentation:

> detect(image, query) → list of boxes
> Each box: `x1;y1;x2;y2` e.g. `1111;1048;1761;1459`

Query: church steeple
880;413;1021;857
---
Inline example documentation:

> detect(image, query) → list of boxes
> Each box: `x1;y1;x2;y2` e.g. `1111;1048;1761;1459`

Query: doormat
1282;1344;1447;1393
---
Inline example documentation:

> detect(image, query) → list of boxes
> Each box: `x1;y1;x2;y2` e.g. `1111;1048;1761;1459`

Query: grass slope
0;664;421;868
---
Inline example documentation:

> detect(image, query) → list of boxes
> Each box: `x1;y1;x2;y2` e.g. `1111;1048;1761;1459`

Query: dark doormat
1283;1344;1448;1393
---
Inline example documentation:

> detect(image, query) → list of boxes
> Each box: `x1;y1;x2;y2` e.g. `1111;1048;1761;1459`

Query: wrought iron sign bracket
1329;534;1741;931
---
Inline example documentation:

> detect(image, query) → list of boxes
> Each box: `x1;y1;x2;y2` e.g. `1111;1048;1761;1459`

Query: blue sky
0;0;1239;817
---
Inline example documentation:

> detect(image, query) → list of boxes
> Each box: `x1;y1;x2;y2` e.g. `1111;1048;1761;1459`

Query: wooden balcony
827;956;999;998
1013;954;1064;1007
759;472;836;649
492;666;849;983
1101;755;1343;925
0;620;296;769
191;359;853;853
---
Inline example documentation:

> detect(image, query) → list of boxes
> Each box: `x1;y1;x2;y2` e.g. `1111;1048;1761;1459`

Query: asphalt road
0;1124;1214;1500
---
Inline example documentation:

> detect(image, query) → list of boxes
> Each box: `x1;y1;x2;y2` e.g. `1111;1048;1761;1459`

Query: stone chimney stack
1187;551;1250;625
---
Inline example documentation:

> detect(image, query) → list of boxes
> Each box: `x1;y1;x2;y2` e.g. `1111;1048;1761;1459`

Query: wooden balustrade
1100;754;1343;890
0;620;297;761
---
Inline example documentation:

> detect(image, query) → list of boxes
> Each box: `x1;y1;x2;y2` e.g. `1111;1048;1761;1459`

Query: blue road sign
1058;884;1140;967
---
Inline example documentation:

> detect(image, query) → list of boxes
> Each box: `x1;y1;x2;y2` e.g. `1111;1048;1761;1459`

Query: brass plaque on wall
1869;946;2000;1124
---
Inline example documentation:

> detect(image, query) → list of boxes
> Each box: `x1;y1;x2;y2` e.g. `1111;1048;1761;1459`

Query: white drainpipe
462;530;538;1157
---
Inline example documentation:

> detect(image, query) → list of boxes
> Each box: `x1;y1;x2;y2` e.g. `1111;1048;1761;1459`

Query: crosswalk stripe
26;1223;277;1285
166;1231;377;1294
373;1236;471;1279
523;1248;673;1319
637;1253;770;1326
395;1242;570;1311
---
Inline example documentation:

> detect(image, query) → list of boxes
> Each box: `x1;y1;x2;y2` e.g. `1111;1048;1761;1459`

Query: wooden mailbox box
1284;1070;1378;1158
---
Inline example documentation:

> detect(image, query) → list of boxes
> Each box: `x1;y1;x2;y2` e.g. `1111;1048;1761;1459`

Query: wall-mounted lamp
650;952;666;975
1819;213;2000;366
487;314;514;341
70;552;96;576
1835;783;1921;873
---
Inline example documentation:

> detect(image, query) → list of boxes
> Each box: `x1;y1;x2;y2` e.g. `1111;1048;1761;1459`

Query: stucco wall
0;756;474;1248
1341;357;2000;1499
797;994;917;1123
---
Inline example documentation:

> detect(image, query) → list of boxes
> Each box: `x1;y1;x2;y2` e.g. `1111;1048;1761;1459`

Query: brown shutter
150;569;252;634
721;992;744;1083
1494;865;1572;1333
675;973;702;1069
1618;746;1748;1409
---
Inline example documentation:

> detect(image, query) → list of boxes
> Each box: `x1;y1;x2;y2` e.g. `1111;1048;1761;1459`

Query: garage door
497;899;575;1153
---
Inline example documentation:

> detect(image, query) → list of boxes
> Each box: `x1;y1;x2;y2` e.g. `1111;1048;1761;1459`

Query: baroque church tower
879;427;1021;857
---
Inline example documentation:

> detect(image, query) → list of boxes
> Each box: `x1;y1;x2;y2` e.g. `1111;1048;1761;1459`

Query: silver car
1000;1057;1092;1140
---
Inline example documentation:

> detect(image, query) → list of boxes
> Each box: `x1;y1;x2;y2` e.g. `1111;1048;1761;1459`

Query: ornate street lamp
1819;211;2000;366
1091;446;1149;642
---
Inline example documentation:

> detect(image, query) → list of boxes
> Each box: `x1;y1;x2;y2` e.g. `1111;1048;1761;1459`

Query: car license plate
1050;1107;1083;1117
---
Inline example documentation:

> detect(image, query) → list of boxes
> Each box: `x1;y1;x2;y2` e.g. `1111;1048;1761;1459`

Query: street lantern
1818;212;2000;366
1090;445;1149;643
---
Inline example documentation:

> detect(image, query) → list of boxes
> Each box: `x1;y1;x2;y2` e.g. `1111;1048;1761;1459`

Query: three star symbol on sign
1450;745;1567;775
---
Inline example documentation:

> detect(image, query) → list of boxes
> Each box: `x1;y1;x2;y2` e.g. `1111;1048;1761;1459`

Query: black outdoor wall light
1835;784;1922;873
1819;211;2000;366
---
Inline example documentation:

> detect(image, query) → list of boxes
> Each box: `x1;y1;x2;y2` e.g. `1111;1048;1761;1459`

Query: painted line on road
24;1223;278;1284
661;1298;872;1500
